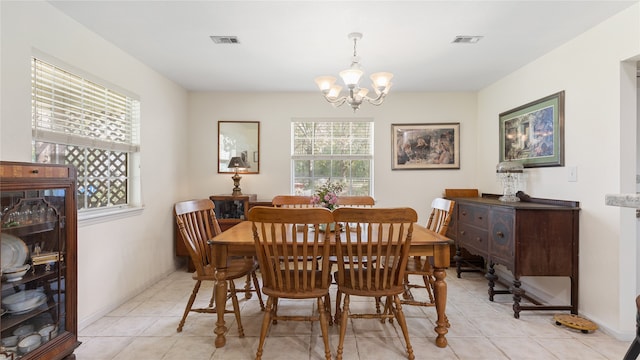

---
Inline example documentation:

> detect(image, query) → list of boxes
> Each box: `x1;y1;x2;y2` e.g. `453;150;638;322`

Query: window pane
351;159;370;178
294;160;311;177
292;120;373;196
313;160;331;177
293;178;311;195
331;160;349;178
350;178;371;196
293;138;312;155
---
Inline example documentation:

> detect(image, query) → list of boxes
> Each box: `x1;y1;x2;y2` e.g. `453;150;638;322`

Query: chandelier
314;32;393;112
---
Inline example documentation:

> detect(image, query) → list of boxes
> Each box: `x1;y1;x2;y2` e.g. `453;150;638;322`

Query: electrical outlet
568;166;577;182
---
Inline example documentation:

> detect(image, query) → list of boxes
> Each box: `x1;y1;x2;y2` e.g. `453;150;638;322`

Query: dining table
208;220;453;349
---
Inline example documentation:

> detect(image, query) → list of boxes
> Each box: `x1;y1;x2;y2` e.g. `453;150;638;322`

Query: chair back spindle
426;198;455;236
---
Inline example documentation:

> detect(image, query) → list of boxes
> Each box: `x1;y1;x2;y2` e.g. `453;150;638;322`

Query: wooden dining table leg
213;244;229;348
432;266;448;348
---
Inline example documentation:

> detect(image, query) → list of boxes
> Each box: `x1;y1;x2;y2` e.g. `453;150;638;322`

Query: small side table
623;295;640;360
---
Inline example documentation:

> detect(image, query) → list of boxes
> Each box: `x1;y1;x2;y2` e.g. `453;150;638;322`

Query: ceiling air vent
452;35;483;44
210;36;240;44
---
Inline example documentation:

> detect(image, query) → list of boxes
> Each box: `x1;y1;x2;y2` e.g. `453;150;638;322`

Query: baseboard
491;266;635;341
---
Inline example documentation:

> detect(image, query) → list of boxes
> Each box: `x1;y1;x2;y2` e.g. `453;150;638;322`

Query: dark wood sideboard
452;193;580;318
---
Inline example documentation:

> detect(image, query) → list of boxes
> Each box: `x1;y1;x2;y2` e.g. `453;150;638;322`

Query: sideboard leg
485;263;497;301
453;247;463;278
511;279;523;319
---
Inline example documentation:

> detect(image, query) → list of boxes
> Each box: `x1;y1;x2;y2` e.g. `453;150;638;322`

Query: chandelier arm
362;92;387;106
321;94;347;107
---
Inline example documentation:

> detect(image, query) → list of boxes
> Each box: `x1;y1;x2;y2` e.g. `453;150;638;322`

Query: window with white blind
31;57;141;215
291;119;373;196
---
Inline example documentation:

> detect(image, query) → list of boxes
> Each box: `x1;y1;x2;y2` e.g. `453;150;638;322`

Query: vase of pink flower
311;181;343;232
310;181;343;210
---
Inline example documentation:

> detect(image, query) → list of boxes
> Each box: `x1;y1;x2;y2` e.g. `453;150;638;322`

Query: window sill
78;206;144;227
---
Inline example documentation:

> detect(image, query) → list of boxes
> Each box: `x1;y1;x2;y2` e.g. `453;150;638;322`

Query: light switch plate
568;166;577;182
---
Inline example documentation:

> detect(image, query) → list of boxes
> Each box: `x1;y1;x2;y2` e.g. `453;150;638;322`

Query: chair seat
195;257;257;281
334;269;404;296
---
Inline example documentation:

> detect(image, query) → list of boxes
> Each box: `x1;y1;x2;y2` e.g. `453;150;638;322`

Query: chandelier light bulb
327;85;342;99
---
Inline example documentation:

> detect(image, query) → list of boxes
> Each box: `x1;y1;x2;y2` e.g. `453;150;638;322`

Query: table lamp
496;160;524;202
228;156;248;196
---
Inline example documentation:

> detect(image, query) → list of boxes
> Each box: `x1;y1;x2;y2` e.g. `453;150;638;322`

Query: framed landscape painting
499;91;565;168
391;123;460;170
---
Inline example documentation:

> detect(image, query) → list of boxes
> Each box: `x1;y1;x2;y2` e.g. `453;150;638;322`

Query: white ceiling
49;0;637;93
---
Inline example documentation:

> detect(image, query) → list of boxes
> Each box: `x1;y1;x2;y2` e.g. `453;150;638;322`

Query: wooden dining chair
249;206;333;360
443;188;479;198
174;199;263;335
333;207;417;360
272;195;314;208
402;197;455;307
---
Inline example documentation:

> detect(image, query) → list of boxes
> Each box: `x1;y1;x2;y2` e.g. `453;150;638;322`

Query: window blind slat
32;58;140;148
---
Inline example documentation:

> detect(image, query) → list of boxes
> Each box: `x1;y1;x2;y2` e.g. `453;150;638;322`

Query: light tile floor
75;268;633;359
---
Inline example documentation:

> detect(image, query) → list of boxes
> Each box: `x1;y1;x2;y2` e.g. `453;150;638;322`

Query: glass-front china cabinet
0;162;79;359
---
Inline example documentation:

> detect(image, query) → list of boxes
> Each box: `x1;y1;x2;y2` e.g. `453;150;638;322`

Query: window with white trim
31;58;141;213
291;119;373;196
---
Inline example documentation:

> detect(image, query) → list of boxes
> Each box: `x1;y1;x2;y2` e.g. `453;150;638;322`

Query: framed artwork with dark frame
391;123;460;170
499;91;565;168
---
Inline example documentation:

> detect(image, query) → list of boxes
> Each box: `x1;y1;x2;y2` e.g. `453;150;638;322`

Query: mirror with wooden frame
218;121;260;174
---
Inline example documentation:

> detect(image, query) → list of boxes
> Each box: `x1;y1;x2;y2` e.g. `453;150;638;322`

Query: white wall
0;1;190;328
187;92;477;225
477;4;640;338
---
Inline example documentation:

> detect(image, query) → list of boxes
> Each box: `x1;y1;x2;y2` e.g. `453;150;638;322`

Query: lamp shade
370;72;393;90
228;156;248;170
339;66;364;87
496;160;524;173
314;76;337;92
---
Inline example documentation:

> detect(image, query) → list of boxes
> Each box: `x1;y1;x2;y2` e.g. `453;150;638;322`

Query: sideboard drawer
458;223;488;254
458;203;489;228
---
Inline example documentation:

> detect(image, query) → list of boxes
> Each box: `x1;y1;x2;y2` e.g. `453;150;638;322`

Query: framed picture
391;123;460;170
499;91;565;168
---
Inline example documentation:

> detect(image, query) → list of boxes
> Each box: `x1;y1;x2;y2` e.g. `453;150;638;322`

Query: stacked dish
1;233;28;278
2;290;47;314
38;323;58;342
1;334;19;352
3;264;30;282
12;323;34;337
17;332;41;354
